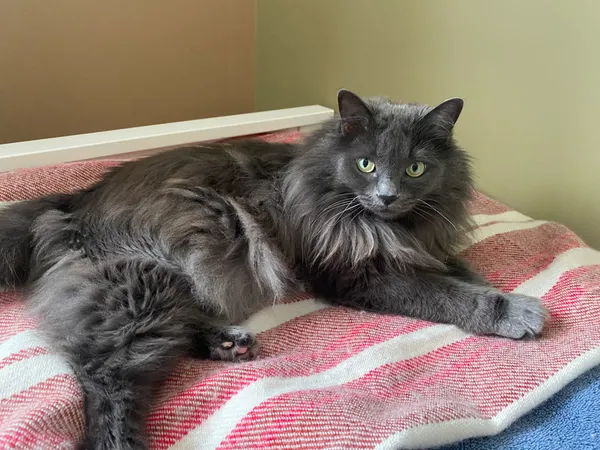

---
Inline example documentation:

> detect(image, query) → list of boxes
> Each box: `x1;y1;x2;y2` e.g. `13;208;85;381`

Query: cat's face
331;90;470;220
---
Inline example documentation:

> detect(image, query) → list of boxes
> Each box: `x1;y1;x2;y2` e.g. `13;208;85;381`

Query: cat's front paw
492;293;548;339
209;326;259;362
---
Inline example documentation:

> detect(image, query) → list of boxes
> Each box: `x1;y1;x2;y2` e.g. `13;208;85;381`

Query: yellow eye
357;158;376;173
406;161;426;177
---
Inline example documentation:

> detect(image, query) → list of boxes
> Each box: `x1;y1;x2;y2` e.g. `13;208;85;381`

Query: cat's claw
209;327;259;362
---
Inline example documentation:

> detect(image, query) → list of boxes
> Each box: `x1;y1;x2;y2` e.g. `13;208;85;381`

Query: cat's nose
378;194;398;205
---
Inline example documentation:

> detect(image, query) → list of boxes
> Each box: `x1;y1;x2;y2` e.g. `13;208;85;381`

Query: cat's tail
0;195;74;288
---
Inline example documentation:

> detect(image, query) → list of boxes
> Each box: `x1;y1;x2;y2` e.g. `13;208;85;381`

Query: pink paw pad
221;341;249;355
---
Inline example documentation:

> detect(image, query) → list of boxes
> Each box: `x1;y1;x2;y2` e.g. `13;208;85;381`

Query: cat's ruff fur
0;90;547;450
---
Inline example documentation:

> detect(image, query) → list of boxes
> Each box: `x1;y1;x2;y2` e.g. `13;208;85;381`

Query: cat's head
301;89;473;221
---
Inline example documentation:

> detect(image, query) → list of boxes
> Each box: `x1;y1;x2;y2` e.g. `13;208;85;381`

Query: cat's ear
337;89;372;137
421;98;464;132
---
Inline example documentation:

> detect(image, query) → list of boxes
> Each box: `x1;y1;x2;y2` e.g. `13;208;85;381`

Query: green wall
256;0;600;248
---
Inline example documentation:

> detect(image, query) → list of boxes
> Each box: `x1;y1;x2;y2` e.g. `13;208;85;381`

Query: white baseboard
0;105;334;172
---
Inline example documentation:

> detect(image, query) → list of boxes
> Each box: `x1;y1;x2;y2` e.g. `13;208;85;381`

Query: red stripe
0;347;48;371
469;191;511;215
0;374;82;449
463;222;585;291
0;301;37;343
0;162;115;201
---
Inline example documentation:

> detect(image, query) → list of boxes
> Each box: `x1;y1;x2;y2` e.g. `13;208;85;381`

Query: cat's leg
189;325;259;362
30;258;203;450
319;270;547;339
445;256;491;286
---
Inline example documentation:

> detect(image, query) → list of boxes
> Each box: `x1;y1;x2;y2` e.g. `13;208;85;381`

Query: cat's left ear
421;98;464;132
337;89;372;137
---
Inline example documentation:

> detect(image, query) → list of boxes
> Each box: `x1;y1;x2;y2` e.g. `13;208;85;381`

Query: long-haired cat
0;90;547;449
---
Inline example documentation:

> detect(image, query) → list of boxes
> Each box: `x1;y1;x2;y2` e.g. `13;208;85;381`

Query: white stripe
242;298;329;335
460;220;547;252
170;243;598;450
514;247;600;298
169;325;470;450
375;345;600;449
0;353;72;399
471;210;532;226
0;330;48;361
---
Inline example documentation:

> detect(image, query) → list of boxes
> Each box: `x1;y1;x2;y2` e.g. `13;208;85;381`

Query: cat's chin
368;205;414;221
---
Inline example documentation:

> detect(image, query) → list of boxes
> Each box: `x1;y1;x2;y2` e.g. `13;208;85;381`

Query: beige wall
0;0;255;144
256;0;600;248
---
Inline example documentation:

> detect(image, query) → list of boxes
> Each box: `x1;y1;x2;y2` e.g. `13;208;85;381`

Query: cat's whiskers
324;201;359;229
424;199;470;230
301;194;354;217
307;194;357;226
318;199;362;238
293;195;352;236
416;199;458;231
336;204;362;227
321;198;355;215
310;200;353;232
290;190;350;208
293;198;344;211
338;196;359;218
349;206;364;223
412;209;436;228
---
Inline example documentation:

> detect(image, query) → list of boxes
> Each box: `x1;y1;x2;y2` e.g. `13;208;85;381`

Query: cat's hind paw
209;326;259;362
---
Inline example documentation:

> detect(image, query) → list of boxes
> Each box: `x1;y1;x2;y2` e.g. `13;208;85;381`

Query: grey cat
0;90;547;450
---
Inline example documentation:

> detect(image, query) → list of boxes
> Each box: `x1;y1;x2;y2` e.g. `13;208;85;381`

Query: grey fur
0;90;547;450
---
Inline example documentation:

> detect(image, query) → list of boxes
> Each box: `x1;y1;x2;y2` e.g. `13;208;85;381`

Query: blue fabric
444;364;600;450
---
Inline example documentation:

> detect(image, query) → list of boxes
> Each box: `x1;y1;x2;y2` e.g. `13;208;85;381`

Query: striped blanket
1;131;600;449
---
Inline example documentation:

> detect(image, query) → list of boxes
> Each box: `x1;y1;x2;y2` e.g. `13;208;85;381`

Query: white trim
0;105;334;172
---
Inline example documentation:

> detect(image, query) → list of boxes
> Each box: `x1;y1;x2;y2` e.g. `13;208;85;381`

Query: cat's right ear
421;98;464;133
337;89;372;137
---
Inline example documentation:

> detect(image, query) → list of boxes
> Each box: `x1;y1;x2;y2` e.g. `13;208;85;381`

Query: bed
0;108;599;449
